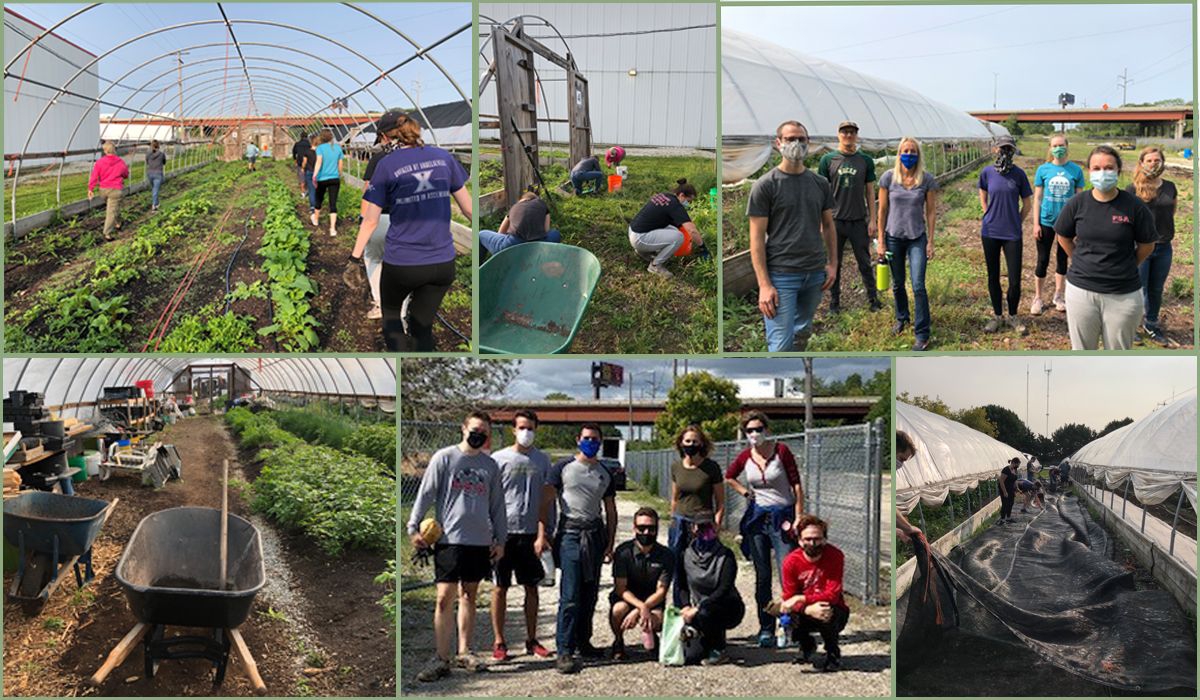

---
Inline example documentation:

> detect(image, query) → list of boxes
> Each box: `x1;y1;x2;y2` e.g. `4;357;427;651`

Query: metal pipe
1169;488;1183;556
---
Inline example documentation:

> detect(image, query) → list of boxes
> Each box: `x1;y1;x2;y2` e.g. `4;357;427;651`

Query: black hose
437;311;470;344
224;217;251;314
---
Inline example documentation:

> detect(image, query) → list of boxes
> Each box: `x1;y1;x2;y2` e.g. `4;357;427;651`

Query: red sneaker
526;640;553;658
492;642;509;661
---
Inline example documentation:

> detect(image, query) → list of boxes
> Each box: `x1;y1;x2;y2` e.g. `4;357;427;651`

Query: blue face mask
1090;170;1119;192
899;153;919;169
578;437;601;458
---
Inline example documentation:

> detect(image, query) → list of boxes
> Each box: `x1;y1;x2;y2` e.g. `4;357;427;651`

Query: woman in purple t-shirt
978;136;1034;336
352;112;472;351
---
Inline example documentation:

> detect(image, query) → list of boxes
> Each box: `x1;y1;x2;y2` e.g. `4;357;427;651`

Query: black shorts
434;544;492;584
609;590;665;609
494;534;543;587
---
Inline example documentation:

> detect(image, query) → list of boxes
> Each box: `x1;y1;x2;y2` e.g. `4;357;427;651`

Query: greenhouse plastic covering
1070;396;1197;512
896;401;1024;514
898;493;1196;696
2;358;396;417
721;29;1008;182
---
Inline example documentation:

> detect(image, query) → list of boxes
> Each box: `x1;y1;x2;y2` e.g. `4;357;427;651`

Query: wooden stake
230;628;266;695
89;622;147;686
220;459;229;591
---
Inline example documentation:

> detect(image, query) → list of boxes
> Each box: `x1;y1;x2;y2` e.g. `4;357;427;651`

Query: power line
482;21;715;39
812;6;1016;54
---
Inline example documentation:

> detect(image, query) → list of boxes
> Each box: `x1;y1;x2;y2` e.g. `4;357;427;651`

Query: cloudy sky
897;356;1195;436
723;4;1192;111
503;358;889;400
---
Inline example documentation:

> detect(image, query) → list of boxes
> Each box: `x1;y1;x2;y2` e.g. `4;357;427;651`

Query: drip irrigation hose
437;311;469;344
223;216;251;314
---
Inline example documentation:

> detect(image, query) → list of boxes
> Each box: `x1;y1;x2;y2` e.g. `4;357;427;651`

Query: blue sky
897;356;1196;435
723;4;1193;111
506;358;889;400
7;3;471;116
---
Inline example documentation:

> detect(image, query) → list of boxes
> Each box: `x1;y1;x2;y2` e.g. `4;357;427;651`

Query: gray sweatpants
628;226;684;266
1064;280;1143;350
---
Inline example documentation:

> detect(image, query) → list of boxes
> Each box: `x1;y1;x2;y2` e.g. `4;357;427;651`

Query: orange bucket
607;174;623;192
672;227;701;257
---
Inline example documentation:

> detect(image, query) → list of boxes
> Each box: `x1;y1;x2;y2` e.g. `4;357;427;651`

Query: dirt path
400;493;890;697
2;415;394;697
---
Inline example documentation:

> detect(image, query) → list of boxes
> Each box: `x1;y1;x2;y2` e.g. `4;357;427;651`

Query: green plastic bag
659;605;685;666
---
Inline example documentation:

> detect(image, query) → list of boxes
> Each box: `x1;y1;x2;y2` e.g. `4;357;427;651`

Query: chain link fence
625;419;886;603
400;421;462;589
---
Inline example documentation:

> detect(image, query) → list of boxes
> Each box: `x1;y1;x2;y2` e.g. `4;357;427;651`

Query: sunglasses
635;525;657;534
744;426;765;434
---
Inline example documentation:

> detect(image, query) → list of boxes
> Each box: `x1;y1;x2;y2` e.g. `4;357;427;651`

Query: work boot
556;655;581;674
892;320;908;335
868;296;883;312
416;656;450;682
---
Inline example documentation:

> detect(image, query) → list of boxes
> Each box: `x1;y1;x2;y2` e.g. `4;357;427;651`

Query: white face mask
780;139;808;162
516;428;536;448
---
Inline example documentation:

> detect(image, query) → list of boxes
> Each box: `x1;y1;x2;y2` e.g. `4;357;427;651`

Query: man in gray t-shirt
746;120;837;352
145;141;167;210
540;424;618;672
407;412;507;681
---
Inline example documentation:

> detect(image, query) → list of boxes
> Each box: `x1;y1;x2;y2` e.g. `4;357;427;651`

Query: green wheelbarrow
479;242;601;354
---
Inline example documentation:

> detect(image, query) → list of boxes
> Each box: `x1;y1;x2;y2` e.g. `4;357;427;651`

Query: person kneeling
780;515;850;672
679;513;744;666
609;507;674;660
479;192;562;256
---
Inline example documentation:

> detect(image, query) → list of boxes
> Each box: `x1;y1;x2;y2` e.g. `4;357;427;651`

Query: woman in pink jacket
87;141;130;240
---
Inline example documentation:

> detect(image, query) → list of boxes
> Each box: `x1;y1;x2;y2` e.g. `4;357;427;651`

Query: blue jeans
479;228;562;255
746;513;797;634
887;234;930;341
571;170;605;194
763;270;827;352
668;515;693;608
304;169;317;210
556;530;602;655
147;173;164;208
1138;241;1172;328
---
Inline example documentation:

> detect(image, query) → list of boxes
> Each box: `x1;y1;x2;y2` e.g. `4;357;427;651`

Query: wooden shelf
6;448;64;469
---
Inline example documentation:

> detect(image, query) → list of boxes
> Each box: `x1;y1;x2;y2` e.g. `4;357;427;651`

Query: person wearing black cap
352;110;471;351
679;511;744;666
978;135;1033;336
354;114;402;321
817;120;882;314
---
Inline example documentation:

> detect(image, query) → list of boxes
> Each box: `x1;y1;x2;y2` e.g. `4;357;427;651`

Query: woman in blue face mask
668;425;724;608
1054;145;1157;350
877;137;939;351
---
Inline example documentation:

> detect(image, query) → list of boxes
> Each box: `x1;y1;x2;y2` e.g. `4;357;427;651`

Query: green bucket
69;455;89;483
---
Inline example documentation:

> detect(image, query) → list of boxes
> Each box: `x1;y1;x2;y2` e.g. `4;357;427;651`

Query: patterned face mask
994;148;1015;174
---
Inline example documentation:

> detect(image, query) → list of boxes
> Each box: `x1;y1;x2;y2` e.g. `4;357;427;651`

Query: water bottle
875;252;893;291
777;613;792;648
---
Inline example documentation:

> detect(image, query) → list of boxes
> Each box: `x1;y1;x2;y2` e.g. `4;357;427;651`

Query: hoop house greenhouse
4;3;472;353
2;357;397;697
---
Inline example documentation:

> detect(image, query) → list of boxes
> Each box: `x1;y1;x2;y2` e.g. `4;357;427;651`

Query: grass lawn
723;144;1194;351
480;154;718;354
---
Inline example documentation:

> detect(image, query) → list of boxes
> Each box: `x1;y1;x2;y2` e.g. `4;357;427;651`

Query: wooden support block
230;628;267;696
90;622;148;687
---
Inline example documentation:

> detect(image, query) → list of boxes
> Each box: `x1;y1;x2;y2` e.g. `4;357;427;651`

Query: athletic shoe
578;643;605;660
454;654;484;672
757;631;775;648
869;297;884;312
492;642;509;661
310;212;319;227
556;655;581;674
702;649;731;666
1143;325;1170;346
817;651;842;672
892;320;908;335
829;302;842;315
984;316;1002;333
417;657;451;682
912;338;930;352
610;642;627;661
1008;315;1027;335
526;640;552;658
1030;297;1044;316
647;263;672;278
367;303;382;320
1053;293;1066;312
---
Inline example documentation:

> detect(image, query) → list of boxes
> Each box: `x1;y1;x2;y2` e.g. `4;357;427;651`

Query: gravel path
401;493;890;696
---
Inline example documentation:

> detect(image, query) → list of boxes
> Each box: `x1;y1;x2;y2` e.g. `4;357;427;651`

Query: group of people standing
747;119;1179;351
406;410;851;682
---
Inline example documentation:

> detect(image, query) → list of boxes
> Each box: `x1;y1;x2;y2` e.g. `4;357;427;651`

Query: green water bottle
709;187;719;212
875;252;892;291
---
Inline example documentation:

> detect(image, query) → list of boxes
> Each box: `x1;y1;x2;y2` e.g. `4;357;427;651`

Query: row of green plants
157;302;258;352
258;179;320;351
268;405;396;472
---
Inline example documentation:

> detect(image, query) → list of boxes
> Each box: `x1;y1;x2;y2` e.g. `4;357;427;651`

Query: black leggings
380;260;455;351
999;490;1016;519
982;236;1022;315
314;179;341;214
1034;224;1068;278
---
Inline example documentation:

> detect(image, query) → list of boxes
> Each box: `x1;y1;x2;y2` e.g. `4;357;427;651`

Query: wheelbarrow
97;507;266;691
3;492;118;604
479;242;601;354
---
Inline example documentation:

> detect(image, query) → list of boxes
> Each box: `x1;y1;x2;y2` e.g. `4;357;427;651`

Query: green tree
653;371;740;446
956;407;997;437
1050;423;1097;462
1098;417;1133;437
982;404;1037;454
399;359;520;422
544;392;572;400
1003;114;1024;137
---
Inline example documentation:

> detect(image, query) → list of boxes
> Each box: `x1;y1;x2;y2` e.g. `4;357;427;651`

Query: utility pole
1025;365;1029;429
993;73;999;109
628;373;633;441
803;358;814;432
1117;68;1134;106
1043;362;1052;437
175;51;190;143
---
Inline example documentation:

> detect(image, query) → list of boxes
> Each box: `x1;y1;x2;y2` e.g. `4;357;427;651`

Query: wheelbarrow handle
101;498;120;527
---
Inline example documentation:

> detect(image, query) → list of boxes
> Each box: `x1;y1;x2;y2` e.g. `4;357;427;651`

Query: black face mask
995;149;1015;174
635;533;657;547
802;543;825;558
680;444;701;457
466;431;488;449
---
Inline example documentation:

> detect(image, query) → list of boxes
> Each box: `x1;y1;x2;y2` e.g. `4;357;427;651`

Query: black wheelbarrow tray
116;507;265;629
3;492;118;603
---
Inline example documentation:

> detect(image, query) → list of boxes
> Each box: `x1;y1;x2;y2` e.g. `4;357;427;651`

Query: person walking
978;135;1033;335
668;424;725;609
1127;146;1177;345
292;133;313;198
747;120;838;351
1030;134;1084;315
490;410;554;662
356;114;405;321
1055;145;1156;350
997;457;1019;525
406;411;507;682
352;112;471;351
724;411;804;647
311;129;344;236
87;141;130;241
479;192;562;255
679;512;745;666
145;140;167;212
818;120;882;314
877;137;939;351
244;140;259;171
627;180;701;278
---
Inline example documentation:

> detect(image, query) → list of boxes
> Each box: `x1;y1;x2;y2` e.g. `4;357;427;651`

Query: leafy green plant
159;303;257;352
256;179;321;350
375;560;397;633
344;423;396;473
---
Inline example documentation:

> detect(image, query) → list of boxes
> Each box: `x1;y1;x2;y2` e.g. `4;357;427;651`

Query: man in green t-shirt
817;121;881;314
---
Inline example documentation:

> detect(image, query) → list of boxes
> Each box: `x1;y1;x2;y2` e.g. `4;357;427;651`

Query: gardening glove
343;256;368;291
411;546;433;569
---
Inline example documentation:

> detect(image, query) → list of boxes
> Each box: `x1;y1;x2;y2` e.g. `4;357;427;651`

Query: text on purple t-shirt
363;146;468;266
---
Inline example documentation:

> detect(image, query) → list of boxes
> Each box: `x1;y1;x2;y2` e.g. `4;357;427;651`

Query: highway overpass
481;396;881;425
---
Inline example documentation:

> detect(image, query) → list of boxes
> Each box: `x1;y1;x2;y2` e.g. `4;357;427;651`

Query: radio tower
1043;362;1052;436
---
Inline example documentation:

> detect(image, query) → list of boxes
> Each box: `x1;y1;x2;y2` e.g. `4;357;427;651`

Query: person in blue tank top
311;129;344;237
1031;133;1085;316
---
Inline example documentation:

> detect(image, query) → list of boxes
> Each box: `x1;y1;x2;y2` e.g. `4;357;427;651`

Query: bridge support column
1176;119;1186;141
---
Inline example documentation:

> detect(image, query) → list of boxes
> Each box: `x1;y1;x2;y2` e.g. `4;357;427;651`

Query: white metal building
480;3;715;149
4;8;100;166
